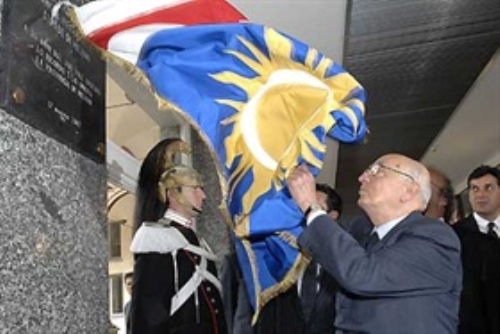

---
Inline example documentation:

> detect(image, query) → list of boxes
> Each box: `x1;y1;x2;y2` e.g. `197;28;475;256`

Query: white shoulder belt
130;221;222;316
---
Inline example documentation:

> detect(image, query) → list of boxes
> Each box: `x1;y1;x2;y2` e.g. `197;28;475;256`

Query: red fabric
86;0;246;49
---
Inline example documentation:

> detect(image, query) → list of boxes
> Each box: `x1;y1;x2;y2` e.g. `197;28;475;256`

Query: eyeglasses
365;162;415;183
182;185;205;191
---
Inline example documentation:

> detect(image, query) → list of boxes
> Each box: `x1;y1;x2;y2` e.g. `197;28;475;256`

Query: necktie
301;262;317;320
487;222;498;239
365;232;380;251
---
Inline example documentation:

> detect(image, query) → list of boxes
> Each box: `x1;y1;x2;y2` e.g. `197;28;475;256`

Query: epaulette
130;220;189;254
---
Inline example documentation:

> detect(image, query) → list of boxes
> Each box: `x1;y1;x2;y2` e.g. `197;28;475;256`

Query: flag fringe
59;5;316;322
241;237;310;324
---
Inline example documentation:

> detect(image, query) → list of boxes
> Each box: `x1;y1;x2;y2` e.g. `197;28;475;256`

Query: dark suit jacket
301;262;337;334
124;301;131;334
221;252;306;334
220;252;254;334
299;211;462;334
453;215;500;334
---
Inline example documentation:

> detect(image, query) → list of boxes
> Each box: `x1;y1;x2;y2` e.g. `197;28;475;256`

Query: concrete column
191;130;231;264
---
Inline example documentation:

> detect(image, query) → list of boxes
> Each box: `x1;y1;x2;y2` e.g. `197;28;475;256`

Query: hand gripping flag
53;0;367;321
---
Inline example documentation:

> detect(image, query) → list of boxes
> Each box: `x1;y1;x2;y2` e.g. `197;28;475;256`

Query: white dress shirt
473;212;500;235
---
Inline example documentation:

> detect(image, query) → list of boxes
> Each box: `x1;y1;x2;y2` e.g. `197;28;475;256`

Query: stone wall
0;110;108;333
191;130;231;266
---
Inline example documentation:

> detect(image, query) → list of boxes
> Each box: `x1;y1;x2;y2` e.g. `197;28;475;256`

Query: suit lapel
462;215;481;232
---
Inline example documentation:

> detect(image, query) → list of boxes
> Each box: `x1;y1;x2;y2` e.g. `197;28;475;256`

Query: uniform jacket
130;219;226;334
299;211;462;334
453;215;500;334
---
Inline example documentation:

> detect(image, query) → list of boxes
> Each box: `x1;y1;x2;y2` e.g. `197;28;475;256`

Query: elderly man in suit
453;165;500;334
286;153;462;334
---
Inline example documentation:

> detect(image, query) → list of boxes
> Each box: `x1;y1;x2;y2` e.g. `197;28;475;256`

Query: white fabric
170;254;222;315
473;212;500;234
184;244;217;261
297;262;320;296
70;0;192;35
130;212;221;315
306;209;327;225
130;222;189;254
164;209;195;230
108;23;182;64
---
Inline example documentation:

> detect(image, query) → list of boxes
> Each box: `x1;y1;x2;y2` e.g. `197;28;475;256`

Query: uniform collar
164;209;196;231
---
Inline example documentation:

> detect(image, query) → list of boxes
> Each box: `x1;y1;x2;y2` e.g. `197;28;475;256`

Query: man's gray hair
409;167;432;208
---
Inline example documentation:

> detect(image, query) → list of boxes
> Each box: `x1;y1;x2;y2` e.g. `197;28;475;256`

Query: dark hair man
453;165;500;334
315;183;343;218
287;153;462;333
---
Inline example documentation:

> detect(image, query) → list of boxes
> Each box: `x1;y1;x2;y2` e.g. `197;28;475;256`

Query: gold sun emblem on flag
211;27;363;234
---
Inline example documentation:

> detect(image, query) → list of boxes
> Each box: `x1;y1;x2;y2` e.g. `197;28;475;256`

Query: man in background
123;272;133;334
453;165;500;334
425;166;456;224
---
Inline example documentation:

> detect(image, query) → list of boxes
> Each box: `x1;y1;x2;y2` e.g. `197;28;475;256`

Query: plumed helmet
157;140;204;203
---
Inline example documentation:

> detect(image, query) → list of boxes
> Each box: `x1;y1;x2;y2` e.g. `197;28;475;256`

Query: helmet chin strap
170;188;202;216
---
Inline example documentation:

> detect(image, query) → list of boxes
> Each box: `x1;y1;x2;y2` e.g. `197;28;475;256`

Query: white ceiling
228;0;348;62
422;48;500;192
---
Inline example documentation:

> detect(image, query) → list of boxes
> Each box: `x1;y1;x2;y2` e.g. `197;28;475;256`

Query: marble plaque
1;0;105;163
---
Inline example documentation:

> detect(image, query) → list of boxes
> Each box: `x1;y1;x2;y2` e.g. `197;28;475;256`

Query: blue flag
136;23;367;317
57;0;367;321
